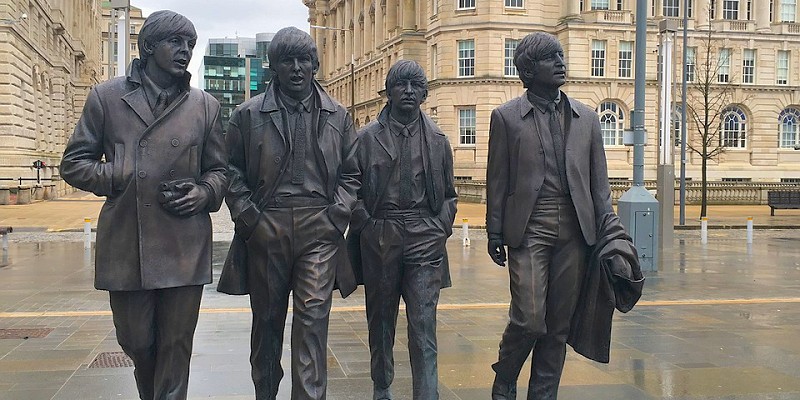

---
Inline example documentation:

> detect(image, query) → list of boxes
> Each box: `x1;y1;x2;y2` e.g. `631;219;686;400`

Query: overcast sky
131;0;310;86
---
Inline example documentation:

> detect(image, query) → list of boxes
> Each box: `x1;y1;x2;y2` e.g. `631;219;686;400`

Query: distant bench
767;190;800;216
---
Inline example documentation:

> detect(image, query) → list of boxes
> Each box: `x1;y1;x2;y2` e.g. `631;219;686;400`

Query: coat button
138;171;147;178
139;139;148;147
274;157;281;164
171;139;180;147
535;187;539;191
169;169;176;178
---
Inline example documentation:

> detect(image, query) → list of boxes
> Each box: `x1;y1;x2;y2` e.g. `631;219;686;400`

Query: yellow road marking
1;297;799;318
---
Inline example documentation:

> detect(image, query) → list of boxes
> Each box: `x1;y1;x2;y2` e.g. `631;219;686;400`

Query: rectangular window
458;0;476;9
618;41;633;78
686;47;696;81
688;0;694;17
663;0;680;17
723;0;739;20
591;40;606;77
746;0;752;19
458;39;475;77
782;0;797;22
591;0;609;10
617;0;623;10
718;48;730;83
742;49;755;84
504;39;520;77
458;107;477;145
777;50;790;85
430;44;438;80
505;0;523;7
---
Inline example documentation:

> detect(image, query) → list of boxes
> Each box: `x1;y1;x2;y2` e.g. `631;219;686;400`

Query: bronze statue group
60;10;642;400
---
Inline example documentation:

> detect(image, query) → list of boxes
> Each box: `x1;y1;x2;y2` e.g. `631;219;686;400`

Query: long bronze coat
218;80;360;296
61;60;228;291
347;106;458;287
486;93;613;248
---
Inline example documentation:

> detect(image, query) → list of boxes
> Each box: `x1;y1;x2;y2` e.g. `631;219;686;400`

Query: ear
142;40;154;55
420;88;428;104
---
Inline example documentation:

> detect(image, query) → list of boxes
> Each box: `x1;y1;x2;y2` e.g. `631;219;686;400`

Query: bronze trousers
109;285;203;400
492;197;588;400
361;210;448;400
246;205;339;400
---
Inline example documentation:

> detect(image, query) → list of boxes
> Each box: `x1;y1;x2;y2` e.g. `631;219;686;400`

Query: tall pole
633;0;646;186
679;0;689;225
618;0;660;272
350;53;355;120
116;10;126;77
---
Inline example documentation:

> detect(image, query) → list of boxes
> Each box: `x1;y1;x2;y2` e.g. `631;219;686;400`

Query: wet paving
0;229;800;399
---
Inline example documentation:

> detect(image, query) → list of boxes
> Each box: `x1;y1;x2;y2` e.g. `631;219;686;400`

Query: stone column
374;0;384;46
754;0;770;29
565;0;581;19
386;0;398;33
402;0;416;31
697;0;711;28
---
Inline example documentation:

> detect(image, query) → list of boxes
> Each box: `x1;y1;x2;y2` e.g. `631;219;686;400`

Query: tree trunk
701;155;708;218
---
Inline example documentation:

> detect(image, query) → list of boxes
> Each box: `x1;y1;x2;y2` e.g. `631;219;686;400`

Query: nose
555;53;565;66
292;58;301;71
403;81;413;94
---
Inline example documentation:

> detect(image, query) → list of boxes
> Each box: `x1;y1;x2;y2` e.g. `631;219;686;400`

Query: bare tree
682;24;751;218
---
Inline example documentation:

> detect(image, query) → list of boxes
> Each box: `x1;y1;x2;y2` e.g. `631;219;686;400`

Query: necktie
399;128;412;208
547;101;569;193
291;104;307;185
153;91;168;118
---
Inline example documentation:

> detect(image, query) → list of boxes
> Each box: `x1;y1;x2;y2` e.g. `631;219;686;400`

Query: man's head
138;10;196;78
385;60;428;118
513;32;566;90
269;27;319;100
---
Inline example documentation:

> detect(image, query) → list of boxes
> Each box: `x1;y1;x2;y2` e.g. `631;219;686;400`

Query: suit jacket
217;79;359;297
568;212;644;363
486;92;613;248
60;59;228;291
346;106;458;287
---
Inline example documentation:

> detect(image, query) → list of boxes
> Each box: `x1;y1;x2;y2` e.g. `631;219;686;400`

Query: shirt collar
140;70;180;110
279;90;314;114
388;113;420;137
526;90;562;114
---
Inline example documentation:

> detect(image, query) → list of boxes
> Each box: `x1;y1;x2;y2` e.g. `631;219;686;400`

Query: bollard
0;227;10;250
462;218;470;247
83;218;92;250
746;216;753;244
700;217;708;244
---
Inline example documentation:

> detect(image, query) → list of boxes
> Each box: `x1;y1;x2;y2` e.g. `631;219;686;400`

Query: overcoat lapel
121;88;155;127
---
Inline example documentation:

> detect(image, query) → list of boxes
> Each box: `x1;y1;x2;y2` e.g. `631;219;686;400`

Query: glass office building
200;34;275;130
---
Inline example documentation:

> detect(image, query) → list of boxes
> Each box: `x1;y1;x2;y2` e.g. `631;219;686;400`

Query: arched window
597;101;625;146
721;106;747;148
779;107;800;148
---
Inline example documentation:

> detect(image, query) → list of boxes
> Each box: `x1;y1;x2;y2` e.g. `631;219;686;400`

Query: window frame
504;0;524;8
717;48;731;83
458;107;477;146
591;40;607;77
742;49;755;84
722;0;739;20
504;38;520;77
597;101;625;146
457;0;476;10
779;108;800;148
457;39;475;78
777;50;790;85
720;106;747;149
618;41;633;78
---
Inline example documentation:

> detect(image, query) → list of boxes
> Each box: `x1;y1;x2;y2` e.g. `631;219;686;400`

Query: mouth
289;76;304;85
174;59;188;68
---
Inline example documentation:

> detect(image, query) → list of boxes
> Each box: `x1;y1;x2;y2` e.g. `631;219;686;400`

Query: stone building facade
307;0;800;182
0;0;101;190
100;5;145;81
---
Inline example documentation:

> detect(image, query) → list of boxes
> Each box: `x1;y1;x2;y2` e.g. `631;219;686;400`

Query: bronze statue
60;10;228;400
218;26;359;400
348;60;457;400
486;32;615;399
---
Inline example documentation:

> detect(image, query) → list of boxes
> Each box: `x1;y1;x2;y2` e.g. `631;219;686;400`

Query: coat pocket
112;143;125;192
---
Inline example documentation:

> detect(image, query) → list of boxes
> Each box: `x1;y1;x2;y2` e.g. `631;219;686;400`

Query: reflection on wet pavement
0;230;799;399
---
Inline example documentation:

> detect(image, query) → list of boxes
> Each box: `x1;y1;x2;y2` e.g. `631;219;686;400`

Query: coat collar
259;79;337;114
519;90;582;120
374;105;442;160
122;59;190;126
